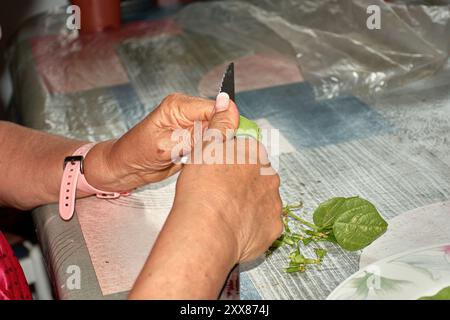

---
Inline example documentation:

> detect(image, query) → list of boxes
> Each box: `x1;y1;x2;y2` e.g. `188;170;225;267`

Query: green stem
287;211;318;231
286;202;303;210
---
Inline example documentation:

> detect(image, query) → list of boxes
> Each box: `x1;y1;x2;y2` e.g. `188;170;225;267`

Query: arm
0;121;87;209
129;202;238;299
0;121;137;210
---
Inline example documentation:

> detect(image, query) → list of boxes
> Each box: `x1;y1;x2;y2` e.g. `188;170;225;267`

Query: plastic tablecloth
7;1;450;299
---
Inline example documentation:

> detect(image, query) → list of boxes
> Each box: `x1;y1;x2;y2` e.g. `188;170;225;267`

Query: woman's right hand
174;137;283;263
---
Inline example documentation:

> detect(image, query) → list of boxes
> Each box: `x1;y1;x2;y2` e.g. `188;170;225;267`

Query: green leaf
332;197;388;251
313;197;347;228
418;286;450;300
236;116;262;141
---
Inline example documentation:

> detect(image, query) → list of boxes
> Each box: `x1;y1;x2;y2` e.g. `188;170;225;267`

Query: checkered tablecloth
8;3;450;299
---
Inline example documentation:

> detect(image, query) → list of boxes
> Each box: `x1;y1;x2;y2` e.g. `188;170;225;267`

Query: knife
219;62;235;102
219;62;261;142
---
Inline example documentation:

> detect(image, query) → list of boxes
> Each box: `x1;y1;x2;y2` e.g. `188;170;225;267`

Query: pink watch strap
59;143;128;220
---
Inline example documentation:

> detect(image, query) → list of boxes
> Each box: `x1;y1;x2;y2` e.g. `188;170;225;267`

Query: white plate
327;243;450;300
360;201;450;268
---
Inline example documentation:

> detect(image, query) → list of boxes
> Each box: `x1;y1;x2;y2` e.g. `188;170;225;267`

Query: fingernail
215;92;230;112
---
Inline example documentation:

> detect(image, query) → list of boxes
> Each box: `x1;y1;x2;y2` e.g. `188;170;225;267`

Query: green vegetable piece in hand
418;286;450;300
314;196;388;251
236;116;262;142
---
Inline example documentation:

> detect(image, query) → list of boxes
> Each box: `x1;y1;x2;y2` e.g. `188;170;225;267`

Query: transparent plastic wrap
8;0;450;139
7;8;180;140
176;0;450;99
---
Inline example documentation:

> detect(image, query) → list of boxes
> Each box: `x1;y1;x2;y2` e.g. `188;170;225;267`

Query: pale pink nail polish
215;92;230;111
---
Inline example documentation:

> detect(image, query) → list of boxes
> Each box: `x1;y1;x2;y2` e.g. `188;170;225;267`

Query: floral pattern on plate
327;244;450;300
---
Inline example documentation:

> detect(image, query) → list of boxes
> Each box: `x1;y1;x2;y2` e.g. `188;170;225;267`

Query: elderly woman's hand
130;136;283;299
83;93;239;192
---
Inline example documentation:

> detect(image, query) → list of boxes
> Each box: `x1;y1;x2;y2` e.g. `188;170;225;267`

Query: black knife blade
219;62;235;102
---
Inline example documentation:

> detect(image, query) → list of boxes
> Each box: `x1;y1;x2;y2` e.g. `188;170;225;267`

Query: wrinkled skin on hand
84;92;239;192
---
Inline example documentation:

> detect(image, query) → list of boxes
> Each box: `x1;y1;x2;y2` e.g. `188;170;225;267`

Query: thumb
207;92;240;140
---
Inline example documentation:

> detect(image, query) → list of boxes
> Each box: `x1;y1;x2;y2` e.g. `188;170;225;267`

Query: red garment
0;232;32;300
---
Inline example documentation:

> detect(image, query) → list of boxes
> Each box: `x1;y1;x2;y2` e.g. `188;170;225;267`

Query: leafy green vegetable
418;286;450;300
314;196;388;251
236;116;262;141
312;197;347;228
284;247;326;273
267;196;388;273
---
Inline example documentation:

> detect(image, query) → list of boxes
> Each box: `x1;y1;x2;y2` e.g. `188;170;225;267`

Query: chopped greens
268;197;388;274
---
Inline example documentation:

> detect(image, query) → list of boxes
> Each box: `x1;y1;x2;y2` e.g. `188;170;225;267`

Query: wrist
82;140;128;192
172;197;241;265
130;201;239;299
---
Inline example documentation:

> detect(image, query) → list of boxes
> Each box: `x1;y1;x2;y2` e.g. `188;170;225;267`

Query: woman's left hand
83;92;239;192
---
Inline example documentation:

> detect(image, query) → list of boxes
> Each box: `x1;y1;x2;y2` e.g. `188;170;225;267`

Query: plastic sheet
8;10;181;140
8;0;450;139
175;0;450;99
8;1;450;300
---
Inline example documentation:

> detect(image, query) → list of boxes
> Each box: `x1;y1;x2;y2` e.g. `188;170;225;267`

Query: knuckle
155;139;170;156
163;92;183;106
